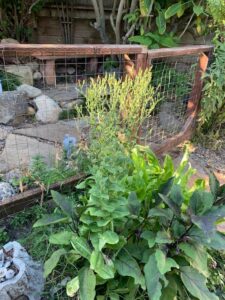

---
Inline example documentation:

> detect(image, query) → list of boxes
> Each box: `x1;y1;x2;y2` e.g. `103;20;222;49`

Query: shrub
32;145;225;300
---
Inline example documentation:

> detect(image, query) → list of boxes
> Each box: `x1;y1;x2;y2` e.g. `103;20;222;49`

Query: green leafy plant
0;70;21;91
32;144;225;300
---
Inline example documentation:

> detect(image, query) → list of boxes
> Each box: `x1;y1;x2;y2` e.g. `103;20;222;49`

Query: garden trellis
0;44;213;216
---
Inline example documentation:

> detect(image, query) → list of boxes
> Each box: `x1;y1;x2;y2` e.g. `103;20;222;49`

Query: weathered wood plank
0;173;86;218
0;44;145;57
147;45;213;59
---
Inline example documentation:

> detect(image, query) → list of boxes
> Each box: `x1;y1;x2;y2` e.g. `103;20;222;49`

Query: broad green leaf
76;181;86;189
160;274;177;300
156;231;173;244
90;250;115;279
51;190;73;218
71;236;91;260
44;248;66;278
129;35;152;46
49;231;73;245
189;190;213;215
99;231;119;251
165;3;182;19
141;230;156;248
109;293;120;300
139;0;151;16
158;177;174;196
156;11;166;35
177;1;186;18
155;250;179;275
193;4;204;16
170;184;183;207
144;254;163;300
66;276;79;297
33;214;69;227
127;192;141;215
179;243;208;277
172;220;185;238
181;266;219;300
191;206;225;237
159;194;180;216
78;267;96;300
115;249;145;289
148;208;173;220
189;226;225;250
209;173;220;199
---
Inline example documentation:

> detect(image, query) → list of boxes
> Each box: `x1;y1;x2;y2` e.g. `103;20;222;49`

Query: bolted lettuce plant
34;146;225;300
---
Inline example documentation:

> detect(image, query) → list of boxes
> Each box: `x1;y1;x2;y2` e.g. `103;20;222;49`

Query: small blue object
63;134;77;158
0;80;2;94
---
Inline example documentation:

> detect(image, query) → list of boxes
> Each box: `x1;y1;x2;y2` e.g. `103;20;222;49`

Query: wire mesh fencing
0;44;213;213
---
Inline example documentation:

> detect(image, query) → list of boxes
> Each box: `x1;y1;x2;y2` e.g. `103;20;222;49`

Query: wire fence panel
0;44;213;214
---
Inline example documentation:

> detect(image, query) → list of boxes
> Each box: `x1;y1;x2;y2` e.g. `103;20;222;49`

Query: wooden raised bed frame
0;44;213;216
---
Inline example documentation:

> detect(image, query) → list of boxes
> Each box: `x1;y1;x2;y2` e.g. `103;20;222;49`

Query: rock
17;84;42;98
33;71;42;80
0;134;56;172
67;67;75;75
4;169;21;184
5;65;33;86
34;95;62;123
0;91;29;125
1;38;19;44
27;106;36;116
13;121;83;144
0;241;44;300
0;182;15;201
159;102;182;133
0;127;12;140
26;61;39;72
44;85;84;103
60;99;84;109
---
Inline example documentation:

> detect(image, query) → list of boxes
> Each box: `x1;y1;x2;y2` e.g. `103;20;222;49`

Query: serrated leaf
141;230;156;248
181;266;219;300
44;248;66;278
189;190;214;215
144;254;163;300
179;243;209;277
90;250;115;279
71;236;91;260
127;192;141;215
49;231;73;245
155;249;179;275
51;190;73;218
193;4;204;16
99;231;119;251
78;267;96;300
156;11;166;35
115;249;145;289
33;214;69;227
165;3;182;19
66;276;79;297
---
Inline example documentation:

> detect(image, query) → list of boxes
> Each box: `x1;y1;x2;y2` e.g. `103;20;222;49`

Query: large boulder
0;91;29;125
0;241;44;300
0;38;19;44
34;95;62;123
17;84;42;98
5;65;33;85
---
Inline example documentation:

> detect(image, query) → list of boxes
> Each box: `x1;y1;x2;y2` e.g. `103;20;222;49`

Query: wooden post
44;59;56;86
187;52;209;116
